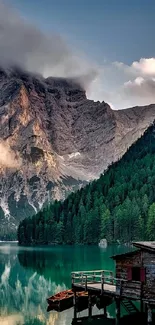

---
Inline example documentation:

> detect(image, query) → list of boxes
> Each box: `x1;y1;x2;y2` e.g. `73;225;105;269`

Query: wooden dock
71;269;153;325
75;282;116;293
47;243;155;324
72;270;116;295
72;270;118;324
69;242;155;324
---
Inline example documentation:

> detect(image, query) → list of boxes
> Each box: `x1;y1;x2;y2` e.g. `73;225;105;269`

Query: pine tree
147;203;155;240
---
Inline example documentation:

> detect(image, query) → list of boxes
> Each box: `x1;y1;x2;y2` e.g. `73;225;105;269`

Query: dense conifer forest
18;123;155;245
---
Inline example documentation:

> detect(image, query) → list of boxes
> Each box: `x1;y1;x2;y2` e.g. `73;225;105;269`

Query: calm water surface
0;243;132;325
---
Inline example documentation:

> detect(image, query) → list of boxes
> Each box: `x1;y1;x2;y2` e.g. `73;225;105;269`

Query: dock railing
71;269;117;293
71;270;142;297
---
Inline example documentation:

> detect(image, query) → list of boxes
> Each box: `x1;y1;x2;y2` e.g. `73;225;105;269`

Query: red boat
47;289;93;312
47;289;74;310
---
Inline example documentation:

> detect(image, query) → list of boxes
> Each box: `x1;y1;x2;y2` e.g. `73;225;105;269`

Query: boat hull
47;290;93;312
47;290;74;310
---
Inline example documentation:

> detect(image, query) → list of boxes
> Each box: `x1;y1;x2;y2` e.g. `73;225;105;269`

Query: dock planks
73;282;116;294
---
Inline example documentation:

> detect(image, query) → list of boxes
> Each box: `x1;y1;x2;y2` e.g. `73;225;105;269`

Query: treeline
18;123;155;245
0;228;17;241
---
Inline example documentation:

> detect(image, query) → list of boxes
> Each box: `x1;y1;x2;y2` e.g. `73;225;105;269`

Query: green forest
18;123;155;245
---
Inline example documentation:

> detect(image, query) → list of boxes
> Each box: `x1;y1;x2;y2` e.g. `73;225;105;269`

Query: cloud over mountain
124;77;155;99
0;141;21;169
120;59;155;106
0;1;97;87
0;1;155;109
88;58;155;109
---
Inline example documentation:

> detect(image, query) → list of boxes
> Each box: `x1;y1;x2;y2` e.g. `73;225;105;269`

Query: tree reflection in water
0;245;71;325
0;244;128;325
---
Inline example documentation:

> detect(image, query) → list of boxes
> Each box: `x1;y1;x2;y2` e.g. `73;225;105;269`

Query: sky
2;0;155;109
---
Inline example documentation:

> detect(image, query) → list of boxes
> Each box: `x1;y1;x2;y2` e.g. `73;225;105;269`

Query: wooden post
88;293;92;318
120;280;123;297
85;275;87;291
72;273;75;285
101;271;104;294
147;304;152;324
81;272;83;285
73;291;77;320
104;305;107;317
110;271;114;284
115;298;121;325
140;300;144;313
140;282;143;313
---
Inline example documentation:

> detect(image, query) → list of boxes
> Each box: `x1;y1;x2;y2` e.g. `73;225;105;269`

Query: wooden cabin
112;242;155;304
71;242;155;323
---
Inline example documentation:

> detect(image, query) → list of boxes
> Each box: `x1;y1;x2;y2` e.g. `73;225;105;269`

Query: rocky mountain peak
1;66;155;238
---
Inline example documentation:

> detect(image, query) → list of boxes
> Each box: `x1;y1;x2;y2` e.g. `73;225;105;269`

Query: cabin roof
111;249;139;260
133;241;155;252
111;242;155;260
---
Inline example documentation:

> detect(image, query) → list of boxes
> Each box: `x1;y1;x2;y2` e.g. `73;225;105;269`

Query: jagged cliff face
1;67;155;234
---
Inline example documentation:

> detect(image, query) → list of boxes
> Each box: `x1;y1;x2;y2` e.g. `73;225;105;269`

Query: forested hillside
18;123;155;245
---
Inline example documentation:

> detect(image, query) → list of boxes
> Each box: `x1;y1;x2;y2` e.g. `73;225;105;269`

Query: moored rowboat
47;289;74;309
47;289;94;312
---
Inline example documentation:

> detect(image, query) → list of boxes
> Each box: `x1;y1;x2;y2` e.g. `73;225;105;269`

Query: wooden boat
47;289;93;311
47;289;74;310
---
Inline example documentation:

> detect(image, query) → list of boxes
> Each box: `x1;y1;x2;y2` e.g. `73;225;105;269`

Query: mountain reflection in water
0;243;132;325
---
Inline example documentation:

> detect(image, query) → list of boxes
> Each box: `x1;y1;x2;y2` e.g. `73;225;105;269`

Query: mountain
18;123;155;245
1;67;155;238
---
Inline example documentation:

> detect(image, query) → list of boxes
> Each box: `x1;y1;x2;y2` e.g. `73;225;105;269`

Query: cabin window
127;266;146;282
132;267;141;281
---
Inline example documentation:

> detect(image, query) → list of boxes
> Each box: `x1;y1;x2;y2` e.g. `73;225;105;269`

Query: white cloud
123;77;155;101
88;58;155;109
119;59;155;106
131;58;155;76
0;1;97;87
114;58;155;77
0;2;155;109
124;76;144;87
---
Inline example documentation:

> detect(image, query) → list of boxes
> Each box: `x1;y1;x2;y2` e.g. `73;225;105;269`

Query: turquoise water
0;243;132;325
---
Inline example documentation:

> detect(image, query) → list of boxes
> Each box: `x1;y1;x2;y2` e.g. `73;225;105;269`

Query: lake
0;243;133;325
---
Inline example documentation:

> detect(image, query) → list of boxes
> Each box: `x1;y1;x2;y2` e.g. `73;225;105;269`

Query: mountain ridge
1;67;155;238
18;122;155;245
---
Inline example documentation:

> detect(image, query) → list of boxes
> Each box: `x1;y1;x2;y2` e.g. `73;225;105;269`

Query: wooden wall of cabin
115;251;141;279
142;251;155;301
115;251;142;299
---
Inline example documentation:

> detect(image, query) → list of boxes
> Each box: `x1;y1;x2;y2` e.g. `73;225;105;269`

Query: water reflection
0;245;74;325
0;243;132;325
17;245;118;283
0;263;64;324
